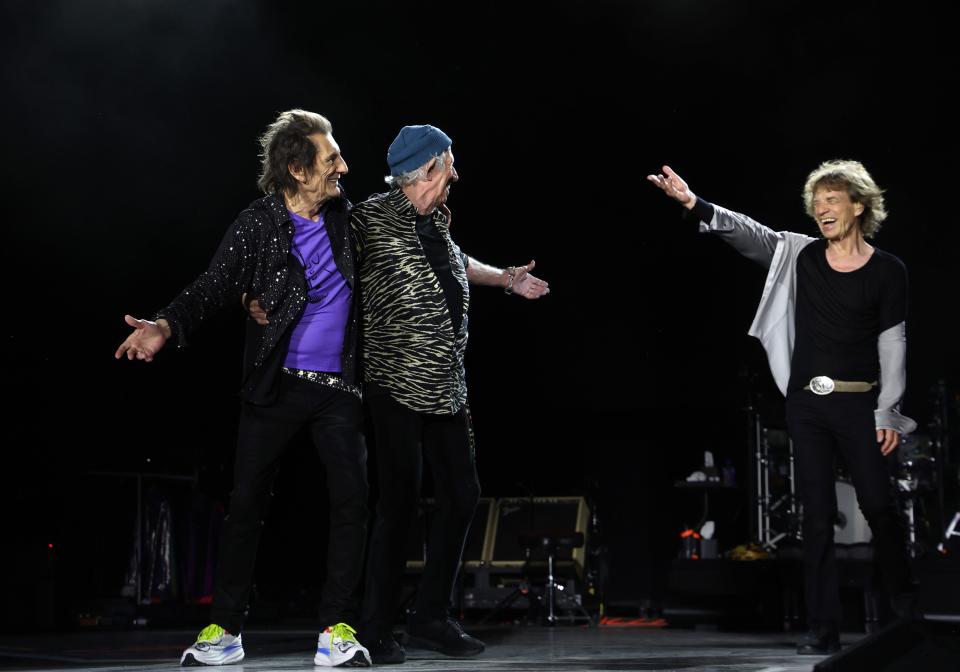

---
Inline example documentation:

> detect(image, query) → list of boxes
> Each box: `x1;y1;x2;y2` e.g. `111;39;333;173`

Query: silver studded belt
282;367;361;399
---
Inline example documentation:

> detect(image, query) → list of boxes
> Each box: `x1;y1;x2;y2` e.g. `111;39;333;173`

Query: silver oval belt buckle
810;376;835;395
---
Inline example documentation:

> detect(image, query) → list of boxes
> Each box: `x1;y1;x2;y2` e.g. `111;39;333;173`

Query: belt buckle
810;376;835;395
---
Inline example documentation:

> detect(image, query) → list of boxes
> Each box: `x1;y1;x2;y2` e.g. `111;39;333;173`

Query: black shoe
406;617;485;657
796;630;840;655
360;632;405;665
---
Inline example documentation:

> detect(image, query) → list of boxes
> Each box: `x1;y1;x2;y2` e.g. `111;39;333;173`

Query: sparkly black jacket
156;193;358;405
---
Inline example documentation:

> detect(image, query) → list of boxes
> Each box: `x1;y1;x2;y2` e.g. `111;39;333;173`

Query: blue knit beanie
387;125;452;176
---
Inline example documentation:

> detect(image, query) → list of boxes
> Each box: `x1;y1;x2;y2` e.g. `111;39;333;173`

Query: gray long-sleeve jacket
698;201;917;435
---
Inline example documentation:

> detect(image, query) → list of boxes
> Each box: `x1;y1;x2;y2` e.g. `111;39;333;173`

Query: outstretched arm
465;258;549;299
155;215;261;347
648;164;784;267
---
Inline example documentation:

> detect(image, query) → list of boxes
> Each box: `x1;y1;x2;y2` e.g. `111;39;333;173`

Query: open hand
647;165;696;209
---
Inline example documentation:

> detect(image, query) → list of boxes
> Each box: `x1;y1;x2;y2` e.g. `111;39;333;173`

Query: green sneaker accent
196;623;225;643
327;622;359;643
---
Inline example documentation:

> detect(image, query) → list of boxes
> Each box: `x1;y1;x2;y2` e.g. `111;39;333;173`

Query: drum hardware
896;456;937;495
896;432;939;558
751;418;800;550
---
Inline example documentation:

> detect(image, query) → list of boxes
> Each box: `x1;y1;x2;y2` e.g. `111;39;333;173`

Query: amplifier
489;496;589;571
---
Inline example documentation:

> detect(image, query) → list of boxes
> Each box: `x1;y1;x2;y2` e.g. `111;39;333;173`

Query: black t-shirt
416;213;464;334
788;238;908;393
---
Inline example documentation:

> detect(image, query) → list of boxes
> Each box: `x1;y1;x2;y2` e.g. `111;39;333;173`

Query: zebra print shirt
351;189;470;415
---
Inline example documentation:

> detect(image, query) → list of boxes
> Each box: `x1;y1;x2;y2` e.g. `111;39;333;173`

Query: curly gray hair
803;159;887;238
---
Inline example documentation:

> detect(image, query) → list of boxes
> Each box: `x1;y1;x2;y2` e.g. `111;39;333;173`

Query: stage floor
0;626;852;672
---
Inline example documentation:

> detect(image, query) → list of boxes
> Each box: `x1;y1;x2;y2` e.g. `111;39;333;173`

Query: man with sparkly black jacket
115;109;371;668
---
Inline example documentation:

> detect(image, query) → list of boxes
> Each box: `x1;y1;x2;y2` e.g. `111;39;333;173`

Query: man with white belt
649;160;918;655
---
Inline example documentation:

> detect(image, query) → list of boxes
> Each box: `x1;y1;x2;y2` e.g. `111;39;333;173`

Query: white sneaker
180;624;245;666
314;623;371;667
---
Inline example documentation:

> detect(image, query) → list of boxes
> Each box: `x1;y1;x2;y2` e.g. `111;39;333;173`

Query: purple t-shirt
283;210;351;372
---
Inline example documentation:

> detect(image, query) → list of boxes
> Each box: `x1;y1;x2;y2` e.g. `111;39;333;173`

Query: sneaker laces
326;622;359;643
197;624;225;643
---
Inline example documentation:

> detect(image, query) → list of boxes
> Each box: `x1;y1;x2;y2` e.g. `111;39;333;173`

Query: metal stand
479;533;594;626
903;495;919;557
751;417;800;550
91;470;196;625
896;468;933;558
745;385;761;546
743;368;800;551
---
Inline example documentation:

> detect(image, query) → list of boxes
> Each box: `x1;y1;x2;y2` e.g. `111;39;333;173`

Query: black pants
786;389;912;635
210;374;368;634
360;391;480;635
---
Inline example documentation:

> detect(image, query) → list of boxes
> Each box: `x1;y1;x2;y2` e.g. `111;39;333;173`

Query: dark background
1;0;956;627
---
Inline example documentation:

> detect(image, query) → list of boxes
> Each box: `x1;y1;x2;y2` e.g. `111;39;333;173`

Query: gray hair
803;159;888;238
384;150;449;188
257;109;333;196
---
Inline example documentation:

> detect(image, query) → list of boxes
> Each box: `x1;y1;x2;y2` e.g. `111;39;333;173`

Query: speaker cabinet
489;496;589;571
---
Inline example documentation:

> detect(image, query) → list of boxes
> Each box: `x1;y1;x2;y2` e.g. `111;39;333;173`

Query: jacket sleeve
695;199;782;269
155;215;260;347
875;321;918;434
349;208;368;261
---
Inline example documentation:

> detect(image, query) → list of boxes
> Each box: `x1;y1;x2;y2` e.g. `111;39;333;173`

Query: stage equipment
479;531;593;625
99;471;196;610
751;423;801;550
896;435;937;557
488;497;589;570
467;497;596;624
927;379;953;536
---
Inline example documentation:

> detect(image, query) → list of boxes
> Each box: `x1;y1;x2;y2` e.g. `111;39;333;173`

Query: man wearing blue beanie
351;125;549;663
385;124;453;177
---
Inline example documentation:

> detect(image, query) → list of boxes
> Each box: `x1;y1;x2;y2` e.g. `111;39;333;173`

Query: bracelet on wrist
504;266;516;295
